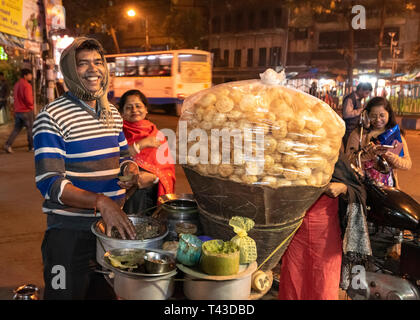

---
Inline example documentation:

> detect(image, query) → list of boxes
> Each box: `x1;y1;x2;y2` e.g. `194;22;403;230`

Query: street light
392;47;401;80
127;9;150;51
388;32;396;55
388;32;401;80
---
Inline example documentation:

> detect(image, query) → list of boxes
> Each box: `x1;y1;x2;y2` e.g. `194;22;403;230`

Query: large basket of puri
177;69;345;271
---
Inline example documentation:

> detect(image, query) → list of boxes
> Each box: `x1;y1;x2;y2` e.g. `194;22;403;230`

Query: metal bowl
92;215;169;268
92;215;167;241
144;252;176;274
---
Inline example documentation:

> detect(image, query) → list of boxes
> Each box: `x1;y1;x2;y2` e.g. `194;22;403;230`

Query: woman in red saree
119;89;175;214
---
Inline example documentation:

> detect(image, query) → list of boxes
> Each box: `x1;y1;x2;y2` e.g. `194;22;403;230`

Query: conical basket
183;166;326;271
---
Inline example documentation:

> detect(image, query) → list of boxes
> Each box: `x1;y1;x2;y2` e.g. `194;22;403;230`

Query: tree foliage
62;0;117;35
163;9;207;49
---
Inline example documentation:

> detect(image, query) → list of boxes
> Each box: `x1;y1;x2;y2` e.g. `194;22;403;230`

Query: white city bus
105;49;212;115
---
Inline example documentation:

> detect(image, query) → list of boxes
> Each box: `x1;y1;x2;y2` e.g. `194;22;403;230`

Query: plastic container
176;233;202;266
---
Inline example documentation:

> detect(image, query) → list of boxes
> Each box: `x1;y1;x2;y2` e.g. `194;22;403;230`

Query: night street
1;0;420;303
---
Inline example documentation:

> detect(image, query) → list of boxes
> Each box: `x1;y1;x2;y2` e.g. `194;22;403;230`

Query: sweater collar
65;91;100;118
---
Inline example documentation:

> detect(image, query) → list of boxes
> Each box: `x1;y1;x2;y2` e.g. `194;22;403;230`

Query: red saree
278;194;343;300
123;119;175;198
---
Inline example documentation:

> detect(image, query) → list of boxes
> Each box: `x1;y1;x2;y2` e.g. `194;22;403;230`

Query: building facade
208;0;288;84
207;0;420;84
90;0;208;53
287;4;420;77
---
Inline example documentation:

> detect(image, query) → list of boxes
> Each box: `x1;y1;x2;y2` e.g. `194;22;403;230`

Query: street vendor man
33;37;141;300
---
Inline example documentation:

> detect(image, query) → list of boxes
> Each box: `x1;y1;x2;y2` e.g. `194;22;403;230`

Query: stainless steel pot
179;262;257;300
99;248;176;300
91;215;168;267
113;270;176;300
183;274;252;300
157;194;200;240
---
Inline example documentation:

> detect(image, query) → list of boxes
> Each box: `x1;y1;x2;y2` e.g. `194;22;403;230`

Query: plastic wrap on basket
178;69;345;188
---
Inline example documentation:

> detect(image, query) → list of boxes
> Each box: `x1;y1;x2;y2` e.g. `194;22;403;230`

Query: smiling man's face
76;49;106;93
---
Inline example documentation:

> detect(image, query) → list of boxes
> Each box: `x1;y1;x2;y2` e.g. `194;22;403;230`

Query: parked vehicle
105;49;212;115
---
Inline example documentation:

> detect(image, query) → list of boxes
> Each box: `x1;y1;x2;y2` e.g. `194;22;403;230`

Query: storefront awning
0;32;25;49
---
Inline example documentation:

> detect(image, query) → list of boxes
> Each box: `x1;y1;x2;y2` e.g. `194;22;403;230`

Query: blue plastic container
176;233;203;266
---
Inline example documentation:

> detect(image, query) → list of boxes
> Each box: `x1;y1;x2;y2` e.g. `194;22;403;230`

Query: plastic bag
178;69;345;188
229;216;257;264
374;124;404;157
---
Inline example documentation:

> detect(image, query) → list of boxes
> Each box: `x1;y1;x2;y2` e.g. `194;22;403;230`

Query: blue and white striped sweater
33;94;132;223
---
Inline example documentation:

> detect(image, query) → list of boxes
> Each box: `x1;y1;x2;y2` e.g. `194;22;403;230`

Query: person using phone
345;97;412;187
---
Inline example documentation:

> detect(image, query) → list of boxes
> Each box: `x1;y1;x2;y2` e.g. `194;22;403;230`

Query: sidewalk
0;122;29;151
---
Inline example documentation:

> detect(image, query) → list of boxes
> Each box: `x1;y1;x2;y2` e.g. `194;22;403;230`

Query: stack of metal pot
156;194;201;240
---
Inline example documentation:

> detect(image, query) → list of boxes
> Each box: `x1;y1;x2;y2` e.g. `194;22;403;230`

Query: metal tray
103;248;176;278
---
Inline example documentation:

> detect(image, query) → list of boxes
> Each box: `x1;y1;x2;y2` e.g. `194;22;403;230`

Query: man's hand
60;184;136;240
96;194;136;240
137;171;157;189
118;162;140;190
325;182;347;198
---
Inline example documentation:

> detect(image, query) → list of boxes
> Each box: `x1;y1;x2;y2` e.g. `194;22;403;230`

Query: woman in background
345;96;411;187
119;89;176;214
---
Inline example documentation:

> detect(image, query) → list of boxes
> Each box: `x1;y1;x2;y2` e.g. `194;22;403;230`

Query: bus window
178;54;211;83
178;54;207;73
108;62;116;76
146;54;173;76
138;56;148;76
111;54;173;77
115;57;125;76
126;56;138;76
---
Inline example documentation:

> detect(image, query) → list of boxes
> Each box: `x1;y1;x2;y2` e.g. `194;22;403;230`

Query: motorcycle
346;112;420;300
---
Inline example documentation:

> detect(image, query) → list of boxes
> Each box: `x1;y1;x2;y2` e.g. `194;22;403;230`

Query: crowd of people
0;37;414;300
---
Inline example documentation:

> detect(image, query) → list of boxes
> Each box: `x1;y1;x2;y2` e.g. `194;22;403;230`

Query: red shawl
123;119;175;198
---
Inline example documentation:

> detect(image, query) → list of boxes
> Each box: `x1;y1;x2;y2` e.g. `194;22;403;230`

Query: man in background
342;82;372;147
4;69;34;153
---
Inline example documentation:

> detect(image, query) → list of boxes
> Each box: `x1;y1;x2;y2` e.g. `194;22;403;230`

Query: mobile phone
378;144;396;149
